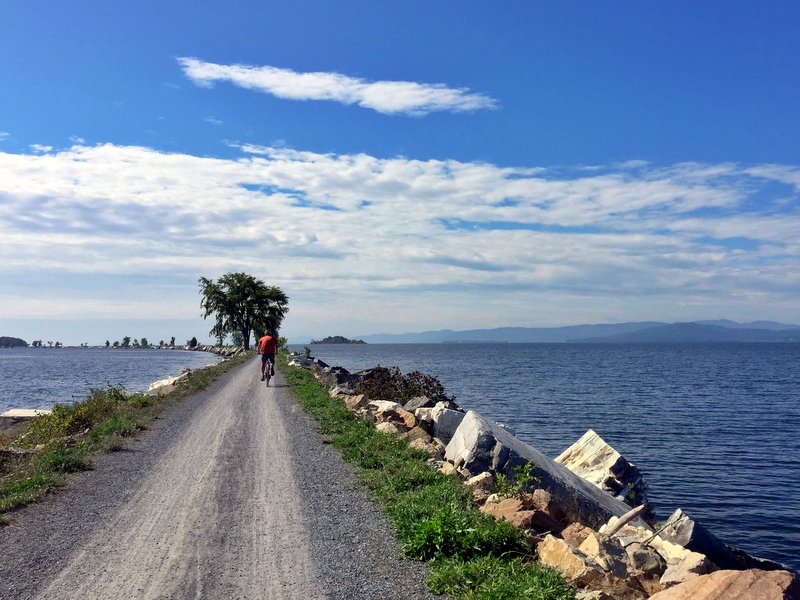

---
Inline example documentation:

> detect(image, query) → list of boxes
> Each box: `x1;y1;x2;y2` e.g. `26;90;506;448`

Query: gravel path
0;360;439;599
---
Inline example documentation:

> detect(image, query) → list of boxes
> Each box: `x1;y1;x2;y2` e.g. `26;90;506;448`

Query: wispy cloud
0;132;9;141
177;57;498;116
0;144;798;332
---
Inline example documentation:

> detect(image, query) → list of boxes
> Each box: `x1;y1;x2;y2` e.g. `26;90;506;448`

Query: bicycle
264;357;274;387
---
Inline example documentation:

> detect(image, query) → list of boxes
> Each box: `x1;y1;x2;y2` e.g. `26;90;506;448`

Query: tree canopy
199;272;289;350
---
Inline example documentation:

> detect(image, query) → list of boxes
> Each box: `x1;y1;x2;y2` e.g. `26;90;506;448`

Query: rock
408;438;443;459
438;462;459;477
601;522;692;567
415;406;465;447
372;407;416;431
394;408;417;429
578;532;631;579
343;394;369;411
626;542;668;576
147;372;190;395
537;535;604;586
464;471;495;493
322;366;355;385
555;428;649;510
400;426;433;444
530;488;568;523
367;400;403;413
562;523;596;547
659;551;716;589
403;396;435;411
575;591;617;600
660;509;743;570
375;422;401;435
445;411;651;528
649;568;800;600
480;497;525;521
508;510;564;534
329;383;356;397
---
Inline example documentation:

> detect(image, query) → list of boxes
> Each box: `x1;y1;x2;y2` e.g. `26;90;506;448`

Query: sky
2;1;799;345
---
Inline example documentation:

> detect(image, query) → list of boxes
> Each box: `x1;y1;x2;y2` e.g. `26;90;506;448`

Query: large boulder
659;509;743;570
147;372;190;395
415;406;465;447
555;429;649;510
649;568;800;600
445;411;651;528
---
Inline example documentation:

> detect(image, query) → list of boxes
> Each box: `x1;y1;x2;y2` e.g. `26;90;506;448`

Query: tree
187;336;198;349
169;336;175;347
199;272;288;351
140;337;148;348
122;336;131;348
105;340;110;348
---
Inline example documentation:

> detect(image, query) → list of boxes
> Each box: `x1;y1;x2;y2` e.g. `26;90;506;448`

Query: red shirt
258;335;277;354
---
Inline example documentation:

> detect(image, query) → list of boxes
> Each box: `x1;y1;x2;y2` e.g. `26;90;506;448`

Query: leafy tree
121;336;131;348
188;336;198;349
105;340;110;348
198;272;289;351
113;341;120;348
140;337;148;348
169;336;175;347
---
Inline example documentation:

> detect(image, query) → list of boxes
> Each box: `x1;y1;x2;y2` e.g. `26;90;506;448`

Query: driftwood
604;503;650;537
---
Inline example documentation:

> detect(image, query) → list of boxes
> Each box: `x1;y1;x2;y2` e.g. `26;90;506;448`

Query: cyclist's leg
260;354;267;379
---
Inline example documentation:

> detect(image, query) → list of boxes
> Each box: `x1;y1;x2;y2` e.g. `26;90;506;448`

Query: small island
0;336;28;348
310;336;366;344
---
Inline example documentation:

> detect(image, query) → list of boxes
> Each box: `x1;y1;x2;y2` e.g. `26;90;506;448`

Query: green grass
0;349;253;524
280;353;576;600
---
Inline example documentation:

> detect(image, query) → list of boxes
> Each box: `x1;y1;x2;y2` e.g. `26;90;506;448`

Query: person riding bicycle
257;330;277;381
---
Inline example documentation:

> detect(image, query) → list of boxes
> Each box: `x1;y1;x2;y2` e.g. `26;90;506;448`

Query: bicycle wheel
265;364;271;387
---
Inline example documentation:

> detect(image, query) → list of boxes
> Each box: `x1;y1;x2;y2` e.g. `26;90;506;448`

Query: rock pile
289;355;800;600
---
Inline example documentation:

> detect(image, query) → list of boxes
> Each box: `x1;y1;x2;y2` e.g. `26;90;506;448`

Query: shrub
354;366;455;404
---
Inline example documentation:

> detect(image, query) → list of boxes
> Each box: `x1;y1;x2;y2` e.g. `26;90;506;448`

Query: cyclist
257;330;277;381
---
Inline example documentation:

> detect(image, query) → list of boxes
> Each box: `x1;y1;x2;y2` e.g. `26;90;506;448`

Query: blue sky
2;1;799;345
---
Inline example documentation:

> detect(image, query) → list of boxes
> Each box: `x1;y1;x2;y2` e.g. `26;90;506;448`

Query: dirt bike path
0;360;435;599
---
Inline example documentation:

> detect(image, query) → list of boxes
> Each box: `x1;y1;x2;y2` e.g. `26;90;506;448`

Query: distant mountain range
357;320;800;344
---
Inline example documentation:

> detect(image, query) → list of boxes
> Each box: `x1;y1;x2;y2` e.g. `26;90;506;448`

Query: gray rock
660;509;743;570
444;411;652;528
403;396;435;411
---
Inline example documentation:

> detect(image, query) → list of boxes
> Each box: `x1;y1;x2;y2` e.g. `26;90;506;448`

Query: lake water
0;347;222;414
293;342;800;572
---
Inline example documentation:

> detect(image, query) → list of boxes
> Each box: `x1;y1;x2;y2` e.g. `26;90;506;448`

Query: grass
280;353;576;600
0;349;253;523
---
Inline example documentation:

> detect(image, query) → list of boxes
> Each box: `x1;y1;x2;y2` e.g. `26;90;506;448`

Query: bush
353;366;455;404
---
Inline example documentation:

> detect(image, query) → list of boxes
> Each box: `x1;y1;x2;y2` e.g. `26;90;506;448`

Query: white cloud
0;143;798;336
0;132;9;141
29;144;52;153
205;116;223;125
177;57;498;116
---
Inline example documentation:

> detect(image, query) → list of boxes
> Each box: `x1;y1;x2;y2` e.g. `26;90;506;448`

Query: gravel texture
0;360;440;599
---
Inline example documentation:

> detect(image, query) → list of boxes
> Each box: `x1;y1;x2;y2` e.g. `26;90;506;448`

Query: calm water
0;347;222;413
294;342;800;572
